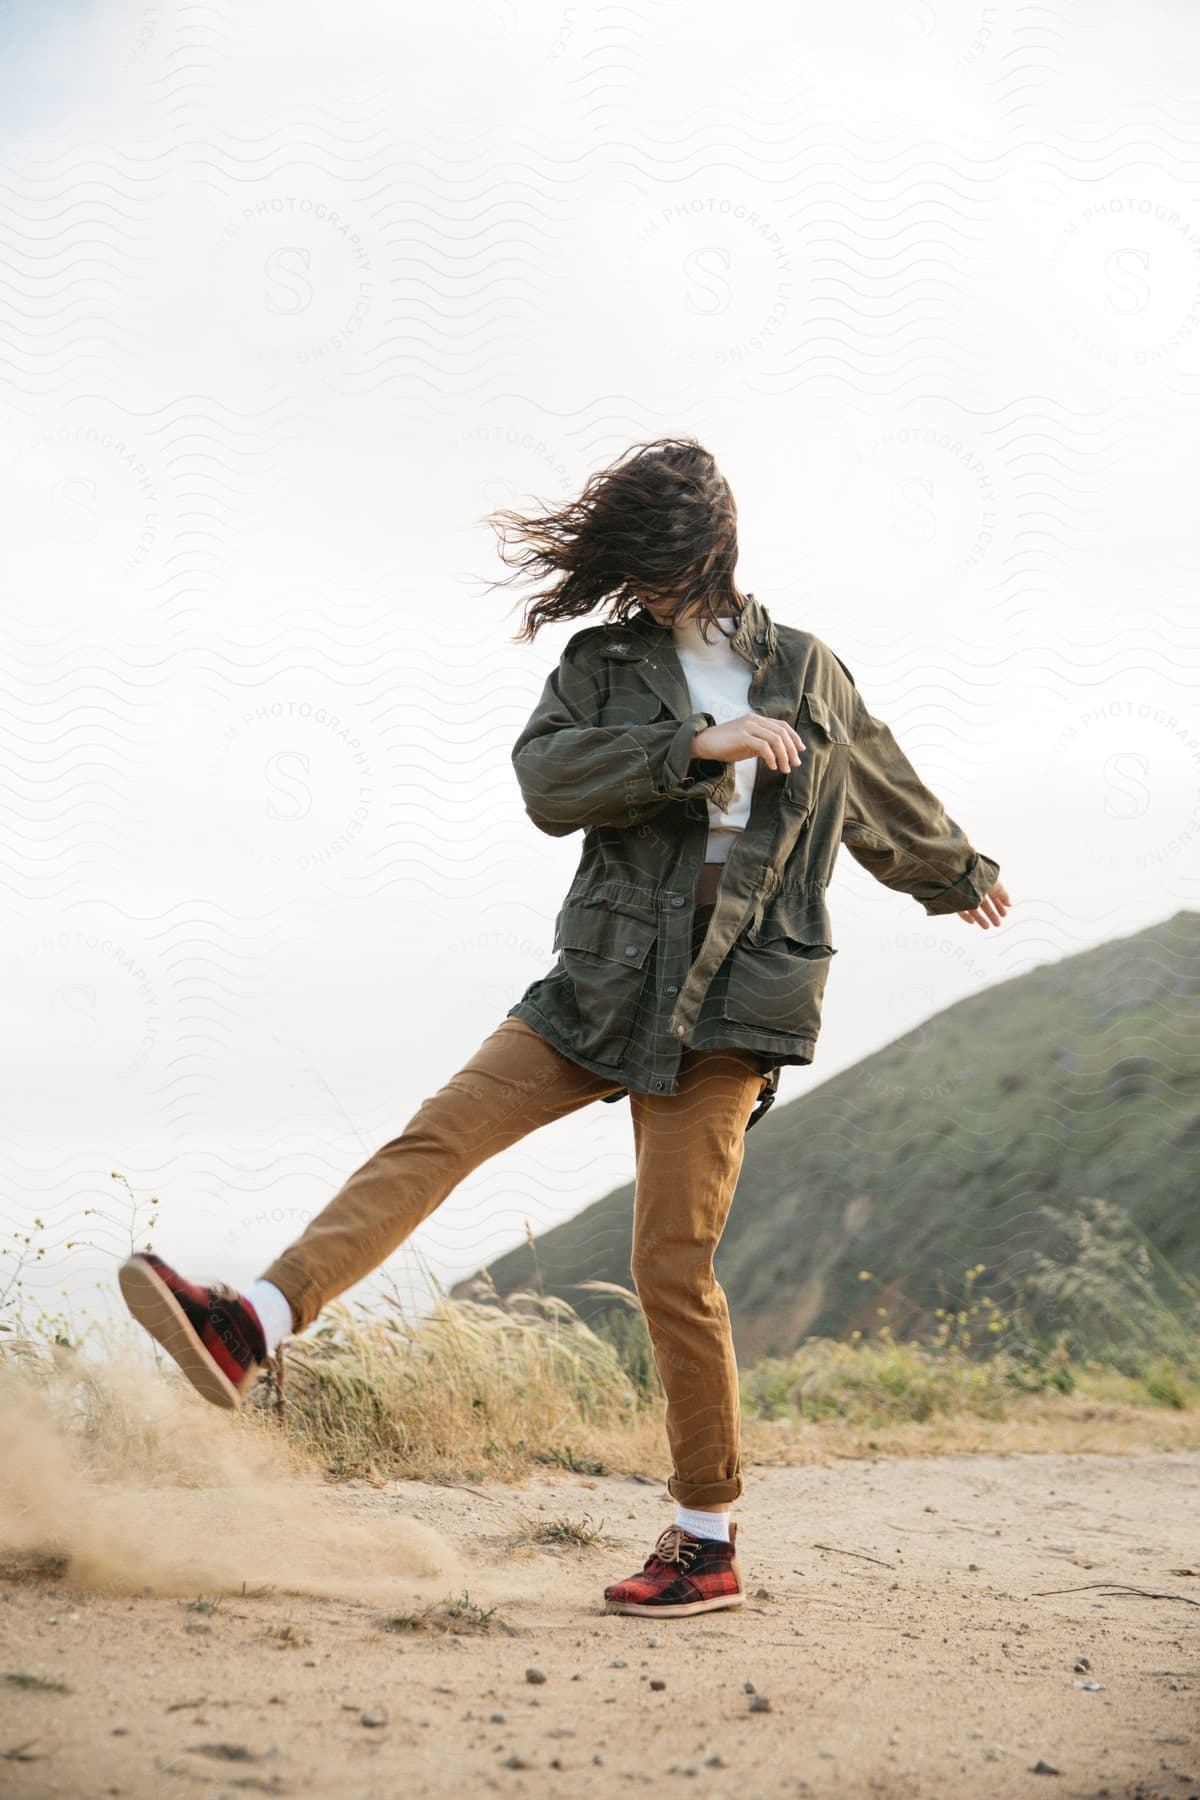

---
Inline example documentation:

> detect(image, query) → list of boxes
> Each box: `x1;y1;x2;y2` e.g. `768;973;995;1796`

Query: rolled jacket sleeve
840;688;1000;916
512;651;737;837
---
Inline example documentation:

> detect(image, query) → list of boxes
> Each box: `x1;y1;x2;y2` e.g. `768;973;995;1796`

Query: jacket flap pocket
799;691;853;744
750;888;835;950
556;901;656;967
564;878;658;923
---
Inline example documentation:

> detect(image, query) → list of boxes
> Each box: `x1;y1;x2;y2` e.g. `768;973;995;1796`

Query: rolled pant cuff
667;1472;744;1509
255;1259;321;1337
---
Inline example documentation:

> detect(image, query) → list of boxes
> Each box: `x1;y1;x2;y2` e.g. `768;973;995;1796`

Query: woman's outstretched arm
838;684;1004;921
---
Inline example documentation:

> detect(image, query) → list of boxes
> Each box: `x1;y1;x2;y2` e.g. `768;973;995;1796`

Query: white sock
674;1503;731;1542
243;1279;294;1357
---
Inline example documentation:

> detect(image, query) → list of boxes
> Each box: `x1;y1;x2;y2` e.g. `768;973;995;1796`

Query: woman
118;436;1010;1619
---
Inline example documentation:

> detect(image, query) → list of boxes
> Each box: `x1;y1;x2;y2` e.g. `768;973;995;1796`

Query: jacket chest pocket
783;690;852;810
721;889;837;1038
554;901;658;1068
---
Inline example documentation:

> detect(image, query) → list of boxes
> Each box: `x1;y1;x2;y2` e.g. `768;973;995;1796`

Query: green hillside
453;910;1200;1362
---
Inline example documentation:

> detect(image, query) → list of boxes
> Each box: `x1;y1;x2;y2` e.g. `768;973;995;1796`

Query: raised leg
261;1016;623;1333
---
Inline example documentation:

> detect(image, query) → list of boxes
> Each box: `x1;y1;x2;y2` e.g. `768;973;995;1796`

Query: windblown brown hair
484;436;746;645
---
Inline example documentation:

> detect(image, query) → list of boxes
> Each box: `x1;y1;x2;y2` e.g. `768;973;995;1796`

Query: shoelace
208;1280;255;1329
208;1281;287;1423
208;1282;265;1360
648;1525;700;1569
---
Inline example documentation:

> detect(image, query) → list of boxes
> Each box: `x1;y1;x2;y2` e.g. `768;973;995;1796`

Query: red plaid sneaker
118;1251;268;1410
603;1522;744;1618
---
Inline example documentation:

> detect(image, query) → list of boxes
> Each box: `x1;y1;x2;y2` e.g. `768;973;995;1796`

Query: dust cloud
0;1357;463;1605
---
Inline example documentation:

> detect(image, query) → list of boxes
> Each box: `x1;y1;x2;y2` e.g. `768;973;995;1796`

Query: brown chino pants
259;859;768;1509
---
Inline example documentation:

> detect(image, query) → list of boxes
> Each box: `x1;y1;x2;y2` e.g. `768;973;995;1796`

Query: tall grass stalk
272;1269;654;1481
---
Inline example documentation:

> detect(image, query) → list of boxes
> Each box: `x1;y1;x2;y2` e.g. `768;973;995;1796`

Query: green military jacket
507;592;1000;1131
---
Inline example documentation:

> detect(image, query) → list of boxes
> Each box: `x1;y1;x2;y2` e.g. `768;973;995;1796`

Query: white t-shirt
670;612;759;864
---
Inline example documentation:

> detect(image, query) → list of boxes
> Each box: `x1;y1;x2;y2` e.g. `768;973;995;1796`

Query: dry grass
5;1674;71;1695
383;1592;514;1636
3;1193;1199;1498
741;1388;1200;1465
506;1512;613;1550
269;1277;663;1484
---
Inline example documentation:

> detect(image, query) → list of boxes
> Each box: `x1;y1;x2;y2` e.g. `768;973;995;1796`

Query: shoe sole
118;1255;250;1411
604;1593;744;1618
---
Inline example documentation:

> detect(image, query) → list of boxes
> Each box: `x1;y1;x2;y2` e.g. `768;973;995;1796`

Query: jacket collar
598;591;777;670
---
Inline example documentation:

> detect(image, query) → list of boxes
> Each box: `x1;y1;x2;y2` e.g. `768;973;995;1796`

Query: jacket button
755;631;765;643
675;1025;686;1037
670;895;684;907
624;944;639;958
652;1079;665;1090
665;983;678;994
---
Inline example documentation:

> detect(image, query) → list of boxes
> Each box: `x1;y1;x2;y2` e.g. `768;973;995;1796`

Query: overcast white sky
2;0;1197;1338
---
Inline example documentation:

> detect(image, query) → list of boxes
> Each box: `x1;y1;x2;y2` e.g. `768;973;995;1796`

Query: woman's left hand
957;880;1011;929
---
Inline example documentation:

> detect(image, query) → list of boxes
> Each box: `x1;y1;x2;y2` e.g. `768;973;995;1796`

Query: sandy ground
2;1450;1198;1800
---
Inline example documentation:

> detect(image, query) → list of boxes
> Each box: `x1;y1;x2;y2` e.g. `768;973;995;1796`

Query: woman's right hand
691;713;806;773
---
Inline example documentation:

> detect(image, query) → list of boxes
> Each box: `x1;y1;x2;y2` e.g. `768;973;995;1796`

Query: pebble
360;1708;387;1729
612;1658;626;1669
649;1679;666;1691
1030;1759;1060;1776
502;1753;529;1769
743;1681;756;1694
490;1713;506;1724
749;1694;772;1713
525;1668;546;1685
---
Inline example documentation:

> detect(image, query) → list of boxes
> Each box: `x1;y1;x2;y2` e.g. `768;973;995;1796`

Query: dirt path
2;1450;1198;1798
